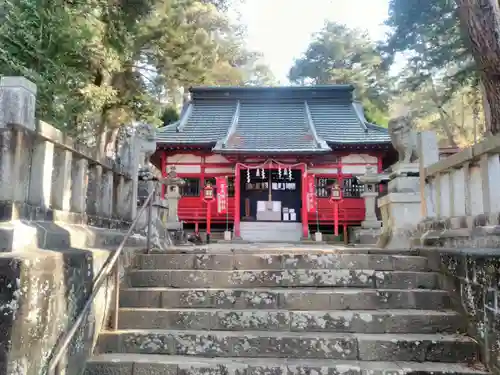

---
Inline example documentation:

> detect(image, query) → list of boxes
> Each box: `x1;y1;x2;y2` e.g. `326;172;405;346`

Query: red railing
178;197;365;224
178;197;236;223
307;198;365;223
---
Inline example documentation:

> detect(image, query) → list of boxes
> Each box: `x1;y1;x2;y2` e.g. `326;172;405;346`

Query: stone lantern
160;166;186;231
355;166;383;244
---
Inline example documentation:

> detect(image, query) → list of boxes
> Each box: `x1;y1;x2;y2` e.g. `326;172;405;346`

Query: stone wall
424;248;500;373
413;134;500;373
1;248;110;375
0;77;148;375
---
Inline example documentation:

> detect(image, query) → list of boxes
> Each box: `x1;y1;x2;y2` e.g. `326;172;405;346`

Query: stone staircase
84;247;488;375
239;222;303;242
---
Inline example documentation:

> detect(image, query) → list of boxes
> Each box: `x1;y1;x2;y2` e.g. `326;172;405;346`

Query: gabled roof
156;85;390;153
308;100;390;144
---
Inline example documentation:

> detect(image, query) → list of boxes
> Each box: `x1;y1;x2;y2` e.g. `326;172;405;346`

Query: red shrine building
153;85;395;242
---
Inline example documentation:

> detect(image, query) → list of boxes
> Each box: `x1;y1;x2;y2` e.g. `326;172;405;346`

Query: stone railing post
479;152;500;214
463;162;472;217
115;176;135;222
417;131;439;219
51;148;73;211
469;163;483;216
0;77;36;219
86;164;103;217
99;170;114;220
70;158;88;214
27;138;55;211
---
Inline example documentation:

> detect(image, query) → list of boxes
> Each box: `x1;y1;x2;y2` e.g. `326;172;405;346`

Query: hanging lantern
278;166;282;179
246;168;250;183
256;168;260;177
284;168;288;176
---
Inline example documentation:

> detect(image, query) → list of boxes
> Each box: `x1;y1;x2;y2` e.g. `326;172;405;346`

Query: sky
235;0;391;84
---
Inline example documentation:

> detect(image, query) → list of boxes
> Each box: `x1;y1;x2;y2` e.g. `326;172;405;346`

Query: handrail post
112;261;120;330
146;185;155;253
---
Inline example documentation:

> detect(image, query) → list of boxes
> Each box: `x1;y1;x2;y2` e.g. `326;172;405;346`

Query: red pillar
301;164;308;239
206;201;212;236
234;163;241;238
333;202;339;236
160;152;166;199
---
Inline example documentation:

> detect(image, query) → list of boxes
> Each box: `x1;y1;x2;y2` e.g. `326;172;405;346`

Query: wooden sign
216;177;228;214
306;175;317;213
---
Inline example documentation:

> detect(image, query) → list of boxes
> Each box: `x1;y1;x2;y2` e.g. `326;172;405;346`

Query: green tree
289;22;392;126
0;0;265;152
382;0;500;141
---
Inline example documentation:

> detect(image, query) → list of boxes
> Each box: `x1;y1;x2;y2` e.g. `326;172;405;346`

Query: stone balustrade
0;77;149;375
0;77;138;240
418;134;500;248
413;134;500;373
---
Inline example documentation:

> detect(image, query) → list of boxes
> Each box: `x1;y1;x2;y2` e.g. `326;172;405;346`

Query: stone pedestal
224;230;232;241
377;163;422;249
356;167;383;245
353;227;382;245
314;232;323;242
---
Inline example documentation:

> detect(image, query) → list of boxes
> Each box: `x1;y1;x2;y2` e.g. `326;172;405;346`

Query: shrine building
152;85;396;242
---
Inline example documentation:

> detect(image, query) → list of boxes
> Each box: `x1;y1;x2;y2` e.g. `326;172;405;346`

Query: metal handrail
47;188;156;375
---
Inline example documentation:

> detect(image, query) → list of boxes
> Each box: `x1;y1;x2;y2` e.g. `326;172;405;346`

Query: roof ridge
304;101;331;151
351;102;369;132
215;101;240;150
366;122;388;133
157;121;179;133
176;102;194;132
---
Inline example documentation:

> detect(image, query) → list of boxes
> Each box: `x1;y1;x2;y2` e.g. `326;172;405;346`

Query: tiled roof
156;86;390;151
308;100;390;144
156;101;237;144
216;102;328;152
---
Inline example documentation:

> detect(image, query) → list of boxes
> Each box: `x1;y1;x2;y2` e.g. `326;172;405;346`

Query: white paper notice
257;201;266;212
272;201;281;212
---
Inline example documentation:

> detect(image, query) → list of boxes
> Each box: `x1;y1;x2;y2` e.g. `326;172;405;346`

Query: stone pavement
84;244;488;375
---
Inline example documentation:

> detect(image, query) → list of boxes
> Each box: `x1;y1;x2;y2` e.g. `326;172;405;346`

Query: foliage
382;0;486;145
288;22;392;126
0;0;268;146
161;106;180;126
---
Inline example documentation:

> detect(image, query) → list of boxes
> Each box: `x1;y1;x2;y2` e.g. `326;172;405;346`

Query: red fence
178;197;236;224
178;197;365;224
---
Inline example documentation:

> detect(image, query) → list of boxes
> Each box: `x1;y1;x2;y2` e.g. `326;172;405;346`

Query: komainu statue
134;122;157;168
388;115;419;163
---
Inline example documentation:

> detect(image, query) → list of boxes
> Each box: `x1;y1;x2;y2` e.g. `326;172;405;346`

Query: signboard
306;175;317;213
329;183;343;201
216;177;228;214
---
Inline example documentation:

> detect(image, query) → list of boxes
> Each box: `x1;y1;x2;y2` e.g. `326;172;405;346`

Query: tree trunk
455;0;500;134
480;81;492;134
428;77;458;146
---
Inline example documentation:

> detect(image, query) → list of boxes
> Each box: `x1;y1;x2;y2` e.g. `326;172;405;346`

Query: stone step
97;330;478;362
85;354;488;375
120;287;452;310
134;253;428;271
128;269;440;289
145;247;420;255
117;308;463;333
